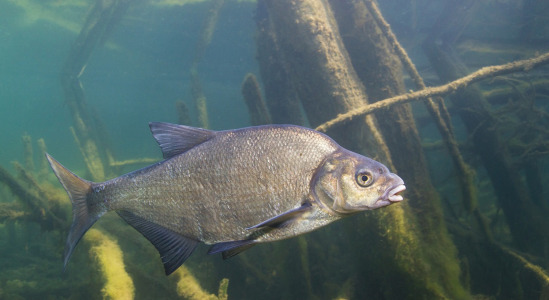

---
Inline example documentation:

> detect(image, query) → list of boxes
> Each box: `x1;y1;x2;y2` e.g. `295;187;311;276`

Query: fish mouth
369;184;406;209
385;184;406;202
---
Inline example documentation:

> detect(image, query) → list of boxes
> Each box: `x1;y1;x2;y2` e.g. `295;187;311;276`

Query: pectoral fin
246;201;312;230
207;202;312;259
117;211;198;275
207;240;256;259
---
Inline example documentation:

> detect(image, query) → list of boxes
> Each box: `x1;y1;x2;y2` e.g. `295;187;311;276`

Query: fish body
47;123;405;275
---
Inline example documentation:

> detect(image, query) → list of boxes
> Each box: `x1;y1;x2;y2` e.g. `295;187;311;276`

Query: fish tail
45;153;104;270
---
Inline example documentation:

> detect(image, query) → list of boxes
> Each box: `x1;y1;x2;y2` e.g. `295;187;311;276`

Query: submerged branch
316;51;549;132
499;245;549;289
108;157;159;168
0;203;28;223
0;165;65;229
363;0;478;213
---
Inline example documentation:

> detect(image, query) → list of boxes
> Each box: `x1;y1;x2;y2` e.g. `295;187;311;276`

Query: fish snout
387;184;406;202
382;174;406;203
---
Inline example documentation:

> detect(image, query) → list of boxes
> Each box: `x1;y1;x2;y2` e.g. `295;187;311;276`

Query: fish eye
356;171;373;187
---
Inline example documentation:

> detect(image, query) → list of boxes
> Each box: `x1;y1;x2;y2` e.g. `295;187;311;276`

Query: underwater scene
1;0;549;299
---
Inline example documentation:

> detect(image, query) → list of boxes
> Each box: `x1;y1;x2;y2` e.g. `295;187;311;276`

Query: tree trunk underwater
256;0;468;298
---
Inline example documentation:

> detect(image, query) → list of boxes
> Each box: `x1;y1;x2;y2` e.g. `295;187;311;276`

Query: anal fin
117;211;198;275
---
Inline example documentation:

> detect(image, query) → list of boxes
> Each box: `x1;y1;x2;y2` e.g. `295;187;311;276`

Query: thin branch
108;157;158;168
499;245;549;287
315;51;549;132
363;0;478;212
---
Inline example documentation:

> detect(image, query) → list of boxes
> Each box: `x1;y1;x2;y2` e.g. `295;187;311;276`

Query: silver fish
47;123;405;275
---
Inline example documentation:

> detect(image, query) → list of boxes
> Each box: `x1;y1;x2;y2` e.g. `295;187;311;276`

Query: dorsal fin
149;122;216;159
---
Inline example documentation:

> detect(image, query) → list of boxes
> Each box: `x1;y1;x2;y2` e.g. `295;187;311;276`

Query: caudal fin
46;153;104;270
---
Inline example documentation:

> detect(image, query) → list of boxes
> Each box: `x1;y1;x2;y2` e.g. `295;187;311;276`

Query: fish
46;122;406;275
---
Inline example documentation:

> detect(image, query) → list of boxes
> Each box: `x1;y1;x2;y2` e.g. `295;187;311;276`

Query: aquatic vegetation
173;267;228;300
85;228;135;300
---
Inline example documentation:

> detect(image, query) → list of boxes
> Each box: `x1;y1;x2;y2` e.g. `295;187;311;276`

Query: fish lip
386;184;406;202
361;184;406;210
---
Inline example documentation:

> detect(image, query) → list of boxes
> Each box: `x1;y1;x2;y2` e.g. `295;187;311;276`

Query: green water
1;0;549;299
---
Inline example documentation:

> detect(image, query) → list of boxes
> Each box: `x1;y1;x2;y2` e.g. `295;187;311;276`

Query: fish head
312;149;406;215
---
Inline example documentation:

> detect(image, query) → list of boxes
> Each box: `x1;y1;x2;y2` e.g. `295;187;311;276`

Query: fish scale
46;122;405;275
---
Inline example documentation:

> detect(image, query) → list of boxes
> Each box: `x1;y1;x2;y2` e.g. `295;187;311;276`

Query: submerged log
329;1;467;298
190;68;210;129
0;203;28;223
192;0;225;66
260;0;390;163
173;266;229;300
188;0;225;130
175;100;192;126
258;0;468;298
0;165;65;230
241;73;272;125
60;0;134;181
255;2;304;125
84;229;135;299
